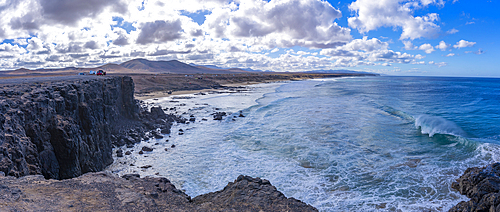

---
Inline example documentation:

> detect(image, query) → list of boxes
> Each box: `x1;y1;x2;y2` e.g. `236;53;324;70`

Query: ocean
106;76;500;211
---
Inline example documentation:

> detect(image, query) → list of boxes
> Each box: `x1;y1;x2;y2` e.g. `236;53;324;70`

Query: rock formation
450;163;500;211
192;175;318;211
0;172;317;211
0;77;174;179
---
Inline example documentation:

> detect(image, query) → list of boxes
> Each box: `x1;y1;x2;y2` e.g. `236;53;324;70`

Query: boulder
141;146;154;152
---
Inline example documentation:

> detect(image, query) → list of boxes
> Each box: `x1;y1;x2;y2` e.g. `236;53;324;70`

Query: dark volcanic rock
0;172;317;211
0;77;138;179
141;146;154;152
450;163;500;212
212;112;227;120
192;175;318;212
0;77;179;180
116;149;123;157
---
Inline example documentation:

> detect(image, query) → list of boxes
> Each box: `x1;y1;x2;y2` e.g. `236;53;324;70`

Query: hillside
0;59;250;78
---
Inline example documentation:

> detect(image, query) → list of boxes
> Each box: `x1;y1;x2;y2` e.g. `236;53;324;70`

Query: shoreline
134;80;283;100
132;73;372;101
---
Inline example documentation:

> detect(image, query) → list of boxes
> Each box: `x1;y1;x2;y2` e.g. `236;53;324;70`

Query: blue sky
0;0;498;77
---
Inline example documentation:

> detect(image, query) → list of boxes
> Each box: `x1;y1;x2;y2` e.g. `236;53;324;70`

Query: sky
0;0;498;77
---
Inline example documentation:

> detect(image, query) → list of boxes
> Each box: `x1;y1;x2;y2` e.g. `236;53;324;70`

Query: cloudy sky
0;0;498;76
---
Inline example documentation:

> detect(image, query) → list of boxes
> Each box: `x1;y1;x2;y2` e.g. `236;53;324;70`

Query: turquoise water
108;76;500;211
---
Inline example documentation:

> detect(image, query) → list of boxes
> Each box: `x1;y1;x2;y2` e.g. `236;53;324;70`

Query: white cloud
403;40;416;50
204;0;351;48
435;41;450;51
454;40;476;48
428;61;447;67
0;43;26;54
435;62;447;67
419;43;435;54
348;0;441;40
446;28;459;34
0;0;450;71
320;37;421;66
136;20;184;45
465;49;485;55
446;53;455;57
342;36;389;52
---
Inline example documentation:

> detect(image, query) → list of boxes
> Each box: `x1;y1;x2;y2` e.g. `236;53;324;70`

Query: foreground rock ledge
0;172;318;212
450;163;500;212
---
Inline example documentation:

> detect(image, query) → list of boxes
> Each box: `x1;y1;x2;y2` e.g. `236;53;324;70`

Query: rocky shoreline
0;76;317;211
1;75;495;211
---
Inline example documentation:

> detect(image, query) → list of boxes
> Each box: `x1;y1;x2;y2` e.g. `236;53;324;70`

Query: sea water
106;76;500;211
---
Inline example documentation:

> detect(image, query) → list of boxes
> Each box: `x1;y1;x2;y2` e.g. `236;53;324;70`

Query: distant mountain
1;59;379;78
0;59;251;77
120;59;202;74
192;64;266;72
190;64;225;70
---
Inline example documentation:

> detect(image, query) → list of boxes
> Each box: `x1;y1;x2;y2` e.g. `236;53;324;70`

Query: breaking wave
415;114;466;137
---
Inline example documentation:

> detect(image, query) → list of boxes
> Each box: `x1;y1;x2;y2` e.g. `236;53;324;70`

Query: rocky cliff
0;76;162;179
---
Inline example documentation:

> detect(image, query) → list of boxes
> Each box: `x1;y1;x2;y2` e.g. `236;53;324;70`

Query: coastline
132;73;372;100
134;81;281;100
1;74;498;211
0;75;318;211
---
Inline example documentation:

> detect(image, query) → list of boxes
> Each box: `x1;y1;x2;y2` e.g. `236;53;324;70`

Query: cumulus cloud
84;41;100;50
204;0;351;48
447;28;459;34
446;53;455;57
136;20;183;45
403;40;416;50
320;37;422;65
113;35;129;46
435;41;450;51
0;0;456;71
419;43;435;54
39;0;127;26
348;0;441;40
454;40;475;48
0;43;26;54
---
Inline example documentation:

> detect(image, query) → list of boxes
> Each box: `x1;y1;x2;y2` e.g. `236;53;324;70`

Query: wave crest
415;115;466;137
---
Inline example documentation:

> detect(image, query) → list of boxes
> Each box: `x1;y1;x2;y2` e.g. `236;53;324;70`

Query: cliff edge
0;171;317;212
0;76;170;179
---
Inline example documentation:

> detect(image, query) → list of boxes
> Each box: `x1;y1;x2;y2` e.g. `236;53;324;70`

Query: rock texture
450;163;500;212
192;175;318;211
0;172;317;212
0;77;176;179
